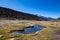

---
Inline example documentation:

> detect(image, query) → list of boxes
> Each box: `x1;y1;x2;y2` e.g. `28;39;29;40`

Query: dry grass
0;20;60;40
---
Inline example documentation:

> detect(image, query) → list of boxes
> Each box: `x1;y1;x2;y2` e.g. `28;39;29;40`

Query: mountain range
0;7;54;21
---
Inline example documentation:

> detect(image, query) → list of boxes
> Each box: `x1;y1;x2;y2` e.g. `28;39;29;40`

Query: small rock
9;38;15;40
0;35;3;37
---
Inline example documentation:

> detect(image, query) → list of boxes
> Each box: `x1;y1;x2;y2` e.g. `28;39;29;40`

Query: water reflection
9;24;44;34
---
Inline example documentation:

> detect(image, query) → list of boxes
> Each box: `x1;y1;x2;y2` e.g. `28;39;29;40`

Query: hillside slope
0;7;48;21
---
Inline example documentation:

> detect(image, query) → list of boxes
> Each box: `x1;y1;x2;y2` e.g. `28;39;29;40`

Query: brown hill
0;7;47;21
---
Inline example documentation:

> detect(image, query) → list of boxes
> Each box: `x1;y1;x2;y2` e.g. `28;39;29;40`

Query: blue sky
0;0;60;18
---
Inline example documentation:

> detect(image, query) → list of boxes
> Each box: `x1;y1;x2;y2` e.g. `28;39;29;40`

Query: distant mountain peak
0;6;9;8
0;7;54;21
0;7;46;21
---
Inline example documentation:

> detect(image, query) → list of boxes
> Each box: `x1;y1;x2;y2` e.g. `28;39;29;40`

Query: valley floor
0;20;60;40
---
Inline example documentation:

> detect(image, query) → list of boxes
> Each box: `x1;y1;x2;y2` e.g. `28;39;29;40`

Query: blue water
9;24;44;34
